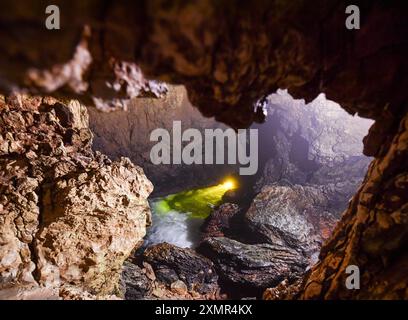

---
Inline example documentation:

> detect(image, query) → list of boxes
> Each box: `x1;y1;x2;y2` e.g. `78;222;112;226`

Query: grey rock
120;261;152;300
245;184;337;260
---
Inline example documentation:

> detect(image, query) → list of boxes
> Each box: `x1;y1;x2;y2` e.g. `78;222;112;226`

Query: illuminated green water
152;183;232;218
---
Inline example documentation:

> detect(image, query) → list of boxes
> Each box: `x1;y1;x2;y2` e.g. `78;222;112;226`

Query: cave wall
88;85;239;195
297;113;408;299
0;95;153;299
0;1;407;129
0;0;407;299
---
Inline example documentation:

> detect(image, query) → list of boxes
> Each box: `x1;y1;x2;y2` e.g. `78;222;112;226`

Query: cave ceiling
0;1;407;141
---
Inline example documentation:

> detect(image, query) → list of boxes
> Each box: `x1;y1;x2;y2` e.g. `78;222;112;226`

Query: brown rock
143;243;219;296
170;280;188;295
200;203;240;240
0;94;153;297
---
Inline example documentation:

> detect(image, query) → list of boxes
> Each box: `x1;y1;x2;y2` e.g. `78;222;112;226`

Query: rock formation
120;261;153;300
1;1;406;128
120;243;220;300
198;184;337;297
196;92;370;297
297;113;408;299
245;185;338;262
200;203;240;240
0;94;153;298
255;90;373;213
0;0;407;300
199;237;307;296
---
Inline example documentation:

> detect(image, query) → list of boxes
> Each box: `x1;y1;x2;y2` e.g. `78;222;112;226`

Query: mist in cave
111;88;375;253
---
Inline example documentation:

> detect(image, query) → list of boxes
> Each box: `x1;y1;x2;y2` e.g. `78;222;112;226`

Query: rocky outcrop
255;90;372;214
195;93;368;296
245;185;338;262
0;94;153;298
198;185;336;296
36;157;152;294
199;237;307;295
0;1;407;130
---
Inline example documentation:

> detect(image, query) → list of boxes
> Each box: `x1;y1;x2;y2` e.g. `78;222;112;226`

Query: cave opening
88;85;374;298
0;0;406;303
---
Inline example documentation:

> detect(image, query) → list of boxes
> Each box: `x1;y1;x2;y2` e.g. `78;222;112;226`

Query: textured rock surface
143;243;219;297
195;92;369;296
0;1;407;130
120;250;222;300
120;261;152;300
199;237;307;293
245;185;338;262
200;203;240;240
0;94;153;297
36;157;152;294
297;113;408;300
255;90;372;214
0;0;407;300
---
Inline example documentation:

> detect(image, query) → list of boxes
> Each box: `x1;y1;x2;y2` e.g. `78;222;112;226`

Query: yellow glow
221;178;237;190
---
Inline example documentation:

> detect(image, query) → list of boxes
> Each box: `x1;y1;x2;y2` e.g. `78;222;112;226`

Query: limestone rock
0;94;153;297
36;156;152;294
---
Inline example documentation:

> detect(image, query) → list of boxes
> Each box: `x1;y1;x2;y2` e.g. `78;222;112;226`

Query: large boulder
0;94;153;297
36;156;152;294
199;237;307;291
245;184;338;261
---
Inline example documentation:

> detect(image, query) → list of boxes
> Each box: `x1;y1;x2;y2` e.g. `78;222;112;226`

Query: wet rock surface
120;261;152;300
197;184;337;297
0;94;153;298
